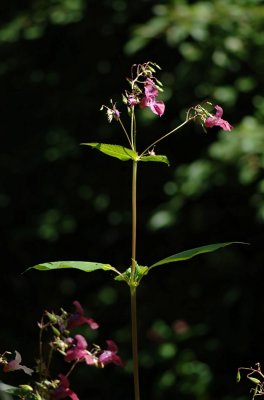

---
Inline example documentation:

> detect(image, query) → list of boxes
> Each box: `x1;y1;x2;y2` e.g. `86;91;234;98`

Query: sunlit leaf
149;242;247;269
28;261;119;274
82;143;137;161
139;154;169;165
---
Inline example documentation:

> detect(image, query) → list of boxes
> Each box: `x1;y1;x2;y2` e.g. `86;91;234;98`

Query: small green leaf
114;264;149;285
236;370;241;382
149;242;248;269
115;267;131;283
27;261;119;274
139;154;169;165
82;143;137;161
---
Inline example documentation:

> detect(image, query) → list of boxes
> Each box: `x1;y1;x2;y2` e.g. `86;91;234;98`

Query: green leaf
149;242;247;269
28;261;119;274
139;154;170;165
82;143;137;161
0;382;23;396
236;370;241;383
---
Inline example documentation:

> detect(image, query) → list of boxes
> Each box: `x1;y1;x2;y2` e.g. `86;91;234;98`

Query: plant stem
131;160;137;278
130;286;140;400
139;116;194;158
131;159;140;400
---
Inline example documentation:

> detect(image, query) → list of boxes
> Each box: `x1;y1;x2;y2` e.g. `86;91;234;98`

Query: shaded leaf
149;242;247;269
139;154;169;165
82;143;137;161
0;382;23;396
28;261;119;274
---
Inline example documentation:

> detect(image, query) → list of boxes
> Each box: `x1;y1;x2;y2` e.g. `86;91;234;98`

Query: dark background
1;1;264;399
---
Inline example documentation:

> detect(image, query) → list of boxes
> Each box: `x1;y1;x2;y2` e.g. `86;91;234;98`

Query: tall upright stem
131;160;137;278
131;287;140;400
131;159;140;400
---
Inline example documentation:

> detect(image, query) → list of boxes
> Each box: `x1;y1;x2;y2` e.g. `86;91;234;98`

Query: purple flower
67;300;99;331
109;103;121;122
3;351;33;375
127;93;140;107
205;105;233;131
65;334;96;365
52;374;79;400
140;78;165;117
98;340;123;367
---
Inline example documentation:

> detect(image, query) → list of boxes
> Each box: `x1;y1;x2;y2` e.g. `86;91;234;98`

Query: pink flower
52;374;79;400
3;351;33;375
65;335;96;365
140;78;165;117
98;340;123;367
205;105;233;131
127;93;140;107
67;300;99;330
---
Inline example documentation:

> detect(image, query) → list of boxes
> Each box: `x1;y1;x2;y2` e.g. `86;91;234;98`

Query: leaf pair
28;242;247;281
82;143;169;165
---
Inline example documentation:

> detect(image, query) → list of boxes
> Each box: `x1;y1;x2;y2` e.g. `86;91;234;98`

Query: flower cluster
0;301;122;400
101;62;233;142
102;62;165;120
124;62;165;117
191;102;233;132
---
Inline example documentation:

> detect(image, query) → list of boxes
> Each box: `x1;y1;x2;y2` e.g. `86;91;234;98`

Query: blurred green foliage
0;0;264;399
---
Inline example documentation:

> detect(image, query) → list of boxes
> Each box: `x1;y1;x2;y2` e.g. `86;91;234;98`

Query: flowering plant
0;301;122;399
1;62;242;400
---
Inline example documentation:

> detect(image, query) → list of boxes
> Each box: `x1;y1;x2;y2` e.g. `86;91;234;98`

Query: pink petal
53;374;80;400
150;100;165;117
83;353;96;365
75;335;88;350
205;117;217;128
106;340;118;352
72;300;84;315
218;119;233;131
98;351;123;366
3;351;33;375
214;105;223;118
144;78;158;99
58;374;69;389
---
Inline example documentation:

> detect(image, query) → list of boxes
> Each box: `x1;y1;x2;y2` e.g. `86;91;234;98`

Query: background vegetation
1;0;264;399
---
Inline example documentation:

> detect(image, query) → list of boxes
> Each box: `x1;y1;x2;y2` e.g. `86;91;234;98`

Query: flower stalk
130;158;140;400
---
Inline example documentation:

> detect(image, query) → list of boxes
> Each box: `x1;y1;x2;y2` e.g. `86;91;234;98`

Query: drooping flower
65;334;96;365
3;351;34;375
52;374;79;400
67;300;99;330
100;102;120;123
98;340;123;367
205;105;233;131
140;78;165;117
